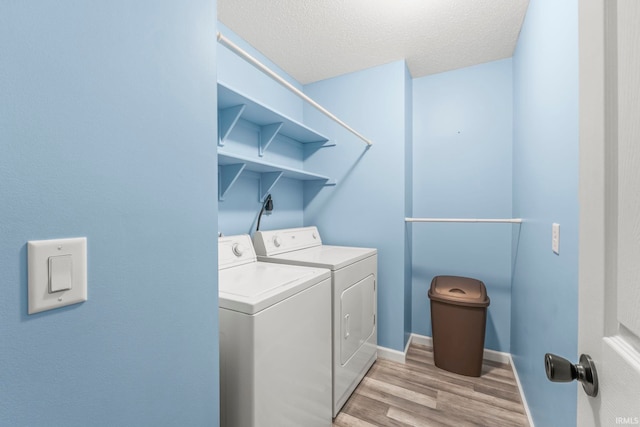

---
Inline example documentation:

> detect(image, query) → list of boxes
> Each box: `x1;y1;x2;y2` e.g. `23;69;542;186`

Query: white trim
410;333;511;364
376;345;406;363
403;334;412;355
383;333;511;365
405;217;522;224
483;348;511;365
509;354;535;427
410;333;432;347
377;335;412;363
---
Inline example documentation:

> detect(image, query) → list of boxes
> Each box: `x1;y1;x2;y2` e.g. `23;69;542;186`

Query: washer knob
232;243;245;257
312;232;317;239
273;236;282;247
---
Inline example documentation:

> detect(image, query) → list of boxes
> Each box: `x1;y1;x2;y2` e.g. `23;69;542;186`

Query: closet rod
405;217;522;224
216;32;373;147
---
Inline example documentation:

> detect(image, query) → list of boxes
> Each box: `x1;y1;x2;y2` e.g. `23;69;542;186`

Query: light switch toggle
49;255;73;293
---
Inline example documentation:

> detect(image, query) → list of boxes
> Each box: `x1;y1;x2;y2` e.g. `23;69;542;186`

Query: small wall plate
27;237;87;314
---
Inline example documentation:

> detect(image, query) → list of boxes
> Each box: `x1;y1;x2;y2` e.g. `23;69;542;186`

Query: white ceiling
218;0;530;84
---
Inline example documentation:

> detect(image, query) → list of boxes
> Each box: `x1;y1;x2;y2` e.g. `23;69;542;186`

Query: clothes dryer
253;227;377;417
218;234;332;427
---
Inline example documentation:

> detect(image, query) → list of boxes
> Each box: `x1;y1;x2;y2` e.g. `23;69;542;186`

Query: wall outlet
552;223;560;255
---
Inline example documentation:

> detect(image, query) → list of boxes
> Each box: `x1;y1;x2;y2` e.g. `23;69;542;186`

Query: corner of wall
303;61;409;352
404;62;414;347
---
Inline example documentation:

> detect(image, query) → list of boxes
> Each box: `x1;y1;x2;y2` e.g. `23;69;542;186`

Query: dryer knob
273;236;282;247
312;232;317;239
232;243;245;257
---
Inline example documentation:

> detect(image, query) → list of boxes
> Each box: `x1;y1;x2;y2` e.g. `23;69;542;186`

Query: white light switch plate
28;237;87;314
552;223;560;255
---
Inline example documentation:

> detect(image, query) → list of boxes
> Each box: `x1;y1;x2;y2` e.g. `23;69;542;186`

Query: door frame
577;0;636;424
578;0;608;424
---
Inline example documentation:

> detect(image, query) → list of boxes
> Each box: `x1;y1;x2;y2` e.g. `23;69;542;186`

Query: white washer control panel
254;227;323;256
219;235;256;269
232;243;246;257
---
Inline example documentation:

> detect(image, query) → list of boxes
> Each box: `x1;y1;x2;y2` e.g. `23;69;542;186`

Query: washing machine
253;227;377;417
218;234;332;427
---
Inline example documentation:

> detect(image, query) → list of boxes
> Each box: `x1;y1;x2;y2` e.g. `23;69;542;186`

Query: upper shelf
218;83;330;154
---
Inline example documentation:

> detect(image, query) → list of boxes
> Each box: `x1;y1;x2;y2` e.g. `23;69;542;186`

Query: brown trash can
428;275;490;377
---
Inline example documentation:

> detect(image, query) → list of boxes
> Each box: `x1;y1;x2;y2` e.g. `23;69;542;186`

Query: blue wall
511;0;579;425
303;61;410;352
411;59;514;353
0;2;220;426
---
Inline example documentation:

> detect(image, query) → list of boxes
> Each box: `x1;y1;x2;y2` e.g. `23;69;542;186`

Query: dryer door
340;274;376;365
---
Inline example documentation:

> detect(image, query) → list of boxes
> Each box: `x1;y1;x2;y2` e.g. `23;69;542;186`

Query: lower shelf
218;152;335;201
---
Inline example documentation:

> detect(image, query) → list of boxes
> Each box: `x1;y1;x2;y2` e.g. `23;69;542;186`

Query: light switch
28;237;87;314
49;255;73;293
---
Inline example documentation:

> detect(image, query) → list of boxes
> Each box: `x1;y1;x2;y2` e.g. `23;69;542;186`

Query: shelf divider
218;104;246;146
259;171;283;202
218;163;246;201
259;122;283;157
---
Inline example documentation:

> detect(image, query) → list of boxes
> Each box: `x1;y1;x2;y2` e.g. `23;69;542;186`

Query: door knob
544;353;598;397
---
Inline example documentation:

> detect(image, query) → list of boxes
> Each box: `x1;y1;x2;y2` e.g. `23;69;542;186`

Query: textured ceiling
218;0;530;84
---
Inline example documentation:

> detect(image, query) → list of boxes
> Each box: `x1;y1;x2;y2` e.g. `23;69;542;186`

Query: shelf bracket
303;178;335;208
303;140;336;160
218;104;246;146
259;122;283;157
218;163;246;201
259;171;283;202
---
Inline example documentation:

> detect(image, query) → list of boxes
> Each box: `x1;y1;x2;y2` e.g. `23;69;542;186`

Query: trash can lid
428;275;490;307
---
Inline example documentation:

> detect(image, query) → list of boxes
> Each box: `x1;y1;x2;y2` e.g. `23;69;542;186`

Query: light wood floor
333;343;530;427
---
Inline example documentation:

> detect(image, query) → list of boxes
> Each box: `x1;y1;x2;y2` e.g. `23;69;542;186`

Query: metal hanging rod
405;217;523;224
216;32;373;147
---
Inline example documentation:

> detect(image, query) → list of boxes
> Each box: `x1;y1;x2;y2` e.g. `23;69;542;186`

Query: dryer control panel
254;227;322;256
219;234;257;270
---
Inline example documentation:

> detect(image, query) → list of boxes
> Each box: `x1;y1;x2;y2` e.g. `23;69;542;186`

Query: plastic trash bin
428;275;490;377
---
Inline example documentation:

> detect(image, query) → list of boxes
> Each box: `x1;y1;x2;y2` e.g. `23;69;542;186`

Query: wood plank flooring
333;343;529;427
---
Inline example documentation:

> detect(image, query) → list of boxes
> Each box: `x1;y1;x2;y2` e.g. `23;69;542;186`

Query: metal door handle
545;353;598;397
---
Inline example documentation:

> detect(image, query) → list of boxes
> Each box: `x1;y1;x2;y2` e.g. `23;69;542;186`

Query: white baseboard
410;333;511;364
410;333;432;347
509;354;535;427
483;347;511;365
377;335;412;363
377;333;533;426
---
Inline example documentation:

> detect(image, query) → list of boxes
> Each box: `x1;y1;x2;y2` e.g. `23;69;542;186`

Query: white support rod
405;217;523;224
216;32;373;147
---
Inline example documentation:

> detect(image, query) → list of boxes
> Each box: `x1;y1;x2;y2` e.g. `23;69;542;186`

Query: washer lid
257;245;376;271
219;262;330;314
